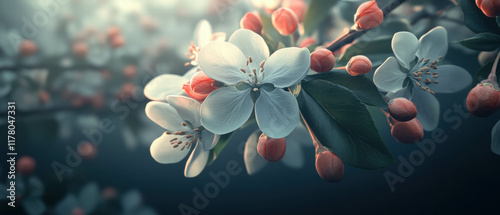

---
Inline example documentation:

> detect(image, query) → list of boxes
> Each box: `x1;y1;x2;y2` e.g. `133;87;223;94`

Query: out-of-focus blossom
54;183;99;215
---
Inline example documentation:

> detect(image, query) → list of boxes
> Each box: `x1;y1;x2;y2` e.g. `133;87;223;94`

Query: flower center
409;57;442;95
240;56;265;87
165;122;201;151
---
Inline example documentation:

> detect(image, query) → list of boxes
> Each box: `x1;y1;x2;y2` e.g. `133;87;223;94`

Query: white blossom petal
166;95;201;128
244;130;267;175
150;133;191;164
184;139;210;178
145;101;185;131
392;32;419;69
417;26;448;61
261;47;310;88
197;41;249;85
201;87;254;135
255;88;299;138
429;65;472;93
201;129;219;150
144;74;187;101
229;29;269;67
373;57;407;93
411;85;440;131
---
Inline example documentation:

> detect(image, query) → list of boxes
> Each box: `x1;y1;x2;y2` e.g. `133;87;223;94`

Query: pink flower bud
183;81;208;103
190;71;218;95
354;1;384;30
17;156;36;175
272;7;299;36
298;37;316;48
476;0;500;17
466;83;500;117
78;141;97;159
315;151;344;182
19;40;37;56
282;0;307;22
257;133;286;162
240;12;263;34
389;98;417;122
72;41;88;58
310;49;335;73
123;65;137;79
391;118;424;144
346;55;372;76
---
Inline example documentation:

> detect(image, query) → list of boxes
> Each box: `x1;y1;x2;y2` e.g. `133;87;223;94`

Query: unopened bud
272;7;299;36
346;55;372;76
389;98;417;122
257;133;286;162
354;1;384;30
466;83;500;117
240;12;263;34
476;0;500;17
190;71;218;95
391;118;424;144
315;151;344;182
310;49;335;73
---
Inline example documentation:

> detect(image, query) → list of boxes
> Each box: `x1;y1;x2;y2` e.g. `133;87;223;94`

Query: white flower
373;27;472;130
244;124;313;175
146;95;220;177
143;67;197;101
197;29;310;138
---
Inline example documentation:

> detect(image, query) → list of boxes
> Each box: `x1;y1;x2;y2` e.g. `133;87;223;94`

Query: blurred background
0;0;499;214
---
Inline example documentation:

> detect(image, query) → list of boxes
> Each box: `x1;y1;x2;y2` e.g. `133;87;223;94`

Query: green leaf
260;12;293;53
460;0;500;34
303;0;338;36
338;37;393;63
474;61;499;84
459;33;500;51
207;132;234;165
306;70;388;109
298;79;394;169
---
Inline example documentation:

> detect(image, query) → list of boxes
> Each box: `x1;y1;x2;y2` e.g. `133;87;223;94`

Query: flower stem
488;51;500;83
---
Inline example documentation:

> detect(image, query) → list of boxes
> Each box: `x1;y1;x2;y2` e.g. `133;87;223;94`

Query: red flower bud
476;0;500;17
240;12;263;34
391;118;424;144
298;37;316;48
466;83;500;117
257;133;286;162
282;0;307;22
72;41;88;58
183;81;208;103
110;35;125;48
19;40;37;56
78;141;97;159
354;1;384;30
389;98;417;122
190;71;218;95
17;156;36;175
346;55;372;76
272;7;299;36
310;49;335;73
315;151;344;182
